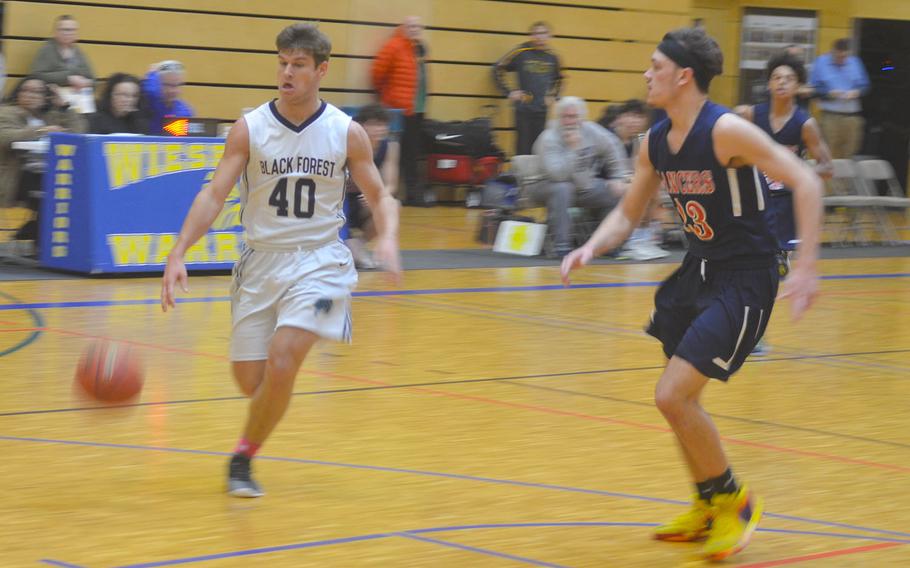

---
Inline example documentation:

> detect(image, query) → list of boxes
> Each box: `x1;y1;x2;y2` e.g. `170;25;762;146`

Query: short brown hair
276;23;331;65
833;38;851;52
664;27;723;93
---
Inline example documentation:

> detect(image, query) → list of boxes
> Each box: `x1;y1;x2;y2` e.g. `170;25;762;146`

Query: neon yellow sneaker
653;497;713;542
701;486;763;561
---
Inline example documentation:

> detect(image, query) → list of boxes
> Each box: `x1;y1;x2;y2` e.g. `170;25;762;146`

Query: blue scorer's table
39;133;241;273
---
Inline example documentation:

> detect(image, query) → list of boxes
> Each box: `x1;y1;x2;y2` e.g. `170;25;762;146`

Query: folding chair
822;159;890;245
854;159;910;244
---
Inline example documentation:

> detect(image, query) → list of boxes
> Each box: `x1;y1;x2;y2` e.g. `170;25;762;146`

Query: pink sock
234;438;261;458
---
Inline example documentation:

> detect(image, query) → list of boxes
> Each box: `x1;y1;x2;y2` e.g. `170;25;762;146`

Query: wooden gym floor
1;207;909;567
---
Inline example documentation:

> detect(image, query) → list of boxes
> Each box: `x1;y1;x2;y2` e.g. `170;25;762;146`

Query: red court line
312;370;910;473
10;325;910;474
739;542;905;567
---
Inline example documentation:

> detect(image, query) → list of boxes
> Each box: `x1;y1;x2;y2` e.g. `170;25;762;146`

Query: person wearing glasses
143;60;194;135
0;77;86;254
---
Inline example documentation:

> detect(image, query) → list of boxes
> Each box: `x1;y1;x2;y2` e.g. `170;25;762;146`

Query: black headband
657;35;708;88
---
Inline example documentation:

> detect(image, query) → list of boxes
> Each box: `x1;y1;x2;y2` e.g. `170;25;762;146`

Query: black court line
0;365;664;418
503;381;910;451
375;294;910;376
3;356;910;451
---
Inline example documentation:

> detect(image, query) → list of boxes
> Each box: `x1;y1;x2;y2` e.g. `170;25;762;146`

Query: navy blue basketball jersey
648;101;778;260
752;102;809;192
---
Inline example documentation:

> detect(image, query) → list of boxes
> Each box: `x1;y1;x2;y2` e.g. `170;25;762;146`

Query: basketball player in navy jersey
161;23;401;497
736;52;832;355
561;28;823;560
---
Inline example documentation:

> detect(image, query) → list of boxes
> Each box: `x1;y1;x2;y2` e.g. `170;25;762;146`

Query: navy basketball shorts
646;254;780;381
769;190;797;251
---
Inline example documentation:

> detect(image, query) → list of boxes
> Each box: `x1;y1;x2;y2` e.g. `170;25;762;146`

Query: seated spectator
529;96;629;258
604;99;669;260
89;73;148;134
0;77;87;252
143;60;193;135
29;15;95;91
342;104;400;268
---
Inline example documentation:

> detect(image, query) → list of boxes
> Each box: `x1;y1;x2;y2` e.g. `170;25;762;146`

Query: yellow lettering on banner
211;144;224;165
183;236;210;263
164;144;183;173
186;144;206;169
52;246;68;258
103;143;143;189
55;202;69;214
54;187;71;200
154;233;177;264
55;144;76;157
52;231;69;244
214;233;239;261
53;217;70;229
146;143;161;177
107;234;152;266
57;159;73;171
55;173;72;186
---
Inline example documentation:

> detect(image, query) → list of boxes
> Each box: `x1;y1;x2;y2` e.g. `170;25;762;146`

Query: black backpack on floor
423;118;500;157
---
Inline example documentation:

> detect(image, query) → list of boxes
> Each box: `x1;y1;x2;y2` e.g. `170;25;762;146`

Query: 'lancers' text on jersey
661;170;716;195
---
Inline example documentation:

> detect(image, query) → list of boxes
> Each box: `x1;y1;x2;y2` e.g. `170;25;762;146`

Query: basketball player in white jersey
160;23;401;497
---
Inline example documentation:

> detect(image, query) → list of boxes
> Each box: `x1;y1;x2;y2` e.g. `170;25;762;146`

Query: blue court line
3;435;909;540
40;560;86;568
396;532;570;568
1;271;909;312
69;522;910;568
113;533;392;568
0;290;44;357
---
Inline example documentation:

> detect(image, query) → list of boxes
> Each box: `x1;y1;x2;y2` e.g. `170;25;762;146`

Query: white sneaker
344;238;377;269
622;239;669;261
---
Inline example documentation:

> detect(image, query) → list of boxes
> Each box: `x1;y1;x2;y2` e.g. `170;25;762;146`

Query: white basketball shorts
229;240;358;361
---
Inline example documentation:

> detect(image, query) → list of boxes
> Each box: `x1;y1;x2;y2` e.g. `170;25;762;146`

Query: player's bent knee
232;360;266;397
654;384;684;420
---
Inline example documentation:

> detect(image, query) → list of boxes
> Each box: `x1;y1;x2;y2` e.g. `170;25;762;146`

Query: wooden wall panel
4;2;355;54
431;1;689;41
3;39;370;91
1;0;683;154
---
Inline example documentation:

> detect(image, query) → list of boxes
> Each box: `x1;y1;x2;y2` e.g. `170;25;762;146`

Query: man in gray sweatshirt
529;96;630;257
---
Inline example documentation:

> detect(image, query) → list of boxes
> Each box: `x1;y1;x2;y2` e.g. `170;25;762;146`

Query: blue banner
40;134;242;273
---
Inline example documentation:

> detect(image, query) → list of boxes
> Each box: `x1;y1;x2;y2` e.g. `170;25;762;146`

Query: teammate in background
341;103;399;269
561;28;823;560
735;51;832;355
160;23;401;497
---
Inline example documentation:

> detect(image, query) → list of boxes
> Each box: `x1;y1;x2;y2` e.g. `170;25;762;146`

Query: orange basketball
74;340;145;403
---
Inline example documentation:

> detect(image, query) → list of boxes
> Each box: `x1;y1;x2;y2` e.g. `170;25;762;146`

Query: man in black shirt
493;22;562;156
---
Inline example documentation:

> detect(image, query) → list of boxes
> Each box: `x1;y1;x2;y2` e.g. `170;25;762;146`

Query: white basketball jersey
240;100;351;250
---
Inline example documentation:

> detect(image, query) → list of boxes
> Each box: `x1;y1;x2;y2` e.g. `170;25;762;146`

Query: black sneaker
227;453;264;498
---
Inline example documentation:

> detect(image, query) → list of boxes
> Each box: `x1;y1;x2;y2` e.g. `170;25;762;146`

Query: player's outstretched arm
347;121;402;283
802;118;833;179
714;114;824;321
161;118;250;312
560;132;661;285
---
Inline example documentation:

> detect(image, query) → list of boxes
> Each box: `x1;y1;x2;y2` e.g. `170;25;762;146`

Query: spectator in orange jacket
372;16;429;206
